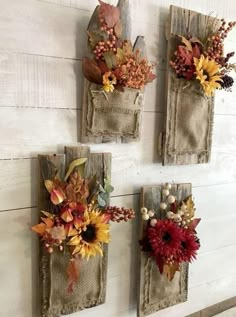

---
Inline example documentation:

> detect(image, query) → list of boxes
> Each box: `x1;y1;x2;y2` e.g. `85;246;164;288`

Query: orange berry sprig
93;12;118;61
205;19;236;67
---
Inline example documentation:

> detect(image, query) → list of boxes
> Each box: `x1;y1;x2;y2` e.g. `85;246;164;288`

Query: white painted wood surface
0;0;236;316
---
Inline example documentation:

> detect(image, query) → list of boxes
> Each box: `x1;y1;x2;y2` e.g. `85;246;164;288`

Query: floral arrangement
32;158;135;292
82;0;156;92
139;183;200;280
170;18;236;96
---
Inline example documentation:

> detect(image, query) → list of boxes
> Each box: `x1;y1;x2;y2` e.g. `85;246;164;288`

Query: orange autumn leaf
32;217;54;236
163;263;180;281
67;258;80;293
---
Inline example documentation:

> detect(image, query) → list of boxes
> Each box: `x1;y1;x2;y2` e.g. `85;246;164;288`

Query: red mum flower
176;230;200;263
147;219;183;259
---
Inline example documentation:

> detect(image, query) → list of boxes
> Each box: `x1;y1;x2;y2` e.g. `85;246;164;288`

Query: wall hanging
138;183;200;316
32;145;135;317
160;5;236;165
81;0;156;143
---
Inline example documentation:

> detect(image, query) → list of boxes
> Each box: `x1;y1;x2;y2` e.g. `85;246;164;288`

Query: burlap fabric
40;244;108;317
86;83;144;140
143;258;188;315
167;75;214;156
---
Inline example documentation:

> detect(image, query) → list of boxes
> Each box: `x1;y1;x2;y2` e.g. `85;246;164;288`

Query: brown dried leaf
98;0;120;28
177;35;193;52
82;57;102;84
47;226;66;241
114;20;122;38
163;263;179;281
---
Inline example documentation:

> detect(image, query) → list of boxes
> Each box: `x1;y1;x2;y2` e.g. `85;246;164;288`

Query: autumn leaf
82;57;102;84
64;158;87;182
114;20;122;38
103;51;117;69
67;258;80;294
178;46;193;66
44;180;55;193
98;0;120;28
116;47;126;64
32;217;54;236
147;71;157;83
184;195;195;219
189;218;201;232
163;264;180;281
97;60;109;74
50;187;65;205
47;226;66;241
192;44;201;58
190;37;203;46
87;30;108;49
177;35;193;51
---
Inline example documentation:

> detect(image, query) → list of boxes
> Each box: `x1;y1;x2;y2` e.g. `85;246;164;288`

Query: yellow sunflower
102;71;117;92
194;55;222;97
67;210;110;259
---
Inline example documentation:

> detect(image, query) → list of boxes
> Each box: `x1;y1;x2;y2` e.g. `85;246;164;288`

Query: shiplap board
2;151;236;211
1;107;236;160
0;52;82;109
0;0;90;59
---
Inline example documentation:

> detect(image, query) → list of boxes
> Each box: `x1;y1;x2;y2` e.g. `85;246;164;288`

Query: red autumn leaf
67;258;80;294
82;57;102;84
146;71;157;83
98;0;120;28
178;46;193;66
189;218;201;232
192;44;201;58
97;60;109;74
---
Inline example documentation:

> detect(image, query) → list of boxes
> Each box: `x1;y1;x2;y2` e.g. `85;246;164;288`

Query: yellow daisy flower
67;210;110;260
194;55;222;97
102;71;117;92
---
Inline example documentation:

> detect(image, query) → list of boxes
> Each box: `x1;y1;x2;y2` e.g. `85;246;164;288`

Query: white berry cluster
160;183;192;229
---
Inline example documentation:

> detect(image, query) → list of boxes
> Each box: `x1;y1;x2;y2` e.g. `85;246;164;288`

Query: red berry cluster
105;206;135;222
206;19;236;66
93;14;118;61
170;52;195;80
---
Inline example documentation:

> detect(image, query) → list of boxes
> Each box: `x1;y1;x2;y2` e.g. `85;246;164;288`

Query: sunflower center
81;224;97;242
162;232;172;242
181;241;187;249
203;70;210;81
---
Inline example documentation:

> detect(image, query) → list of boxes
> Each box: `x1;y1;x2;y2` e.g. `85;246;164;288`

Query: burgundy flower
147;219;183;259
176;230;200;263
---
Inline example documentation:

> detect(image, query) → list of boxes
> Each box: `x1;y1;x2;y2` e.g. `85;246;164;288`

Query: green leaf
103;51;117;70
98;194;106;207
64;158;87;182
99;184;106;193
104;179;114;193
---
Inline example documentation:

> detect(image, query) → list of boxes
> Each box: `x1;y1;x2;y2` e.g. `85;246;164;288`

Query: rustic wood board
38;145;111;317
161;5;220;165
138;183;191;316
81;0;146;144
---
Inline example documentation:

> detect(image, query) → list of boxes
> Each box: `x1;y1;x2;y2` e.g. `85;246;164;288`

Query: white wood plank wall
0;0;236;316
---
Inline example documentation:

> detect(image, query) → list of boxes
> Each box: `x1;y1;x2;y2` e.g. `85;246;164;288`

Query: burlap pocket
85;83;144;140
40;245;108;317
167;76;214;156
